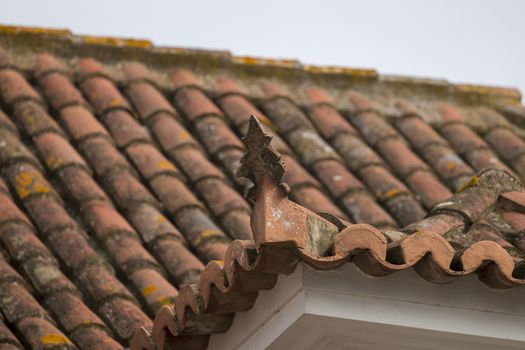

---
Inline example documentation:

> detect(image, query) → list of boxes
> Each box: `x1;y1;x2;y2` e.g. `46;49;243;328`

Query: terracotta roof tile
395;113;446;149
419;143;475;190
80;77;132;115
148;112;198;150
173;87;224;122
312;93;452;212
122;68;251;244
57;165;109;203
215;84;345;219
0;69;43;106
35;64;208;288
12;100;64;137
124;80;179;122
308;104;358;141
257;84;399;226
133;117;525;348
304;91;435;224
0;26;525;349
405;169;452;208
339;191;393;226
16;317;75;349
79;136;131;176
102;109;151;148
34;132;90;173
0;201;119;348
38;71;88;110
126;143;182;181
434;105;514;173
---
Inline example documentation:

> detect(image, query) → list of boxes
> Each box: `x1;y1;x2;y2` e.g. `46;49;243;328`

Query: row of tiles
0;49;524;348
20;53;525;231
31;53;525;231
131;167;525;349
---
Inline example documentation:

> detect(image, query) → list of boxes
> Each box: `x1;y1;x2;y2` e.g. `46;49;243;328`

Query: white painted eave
208;263;525;350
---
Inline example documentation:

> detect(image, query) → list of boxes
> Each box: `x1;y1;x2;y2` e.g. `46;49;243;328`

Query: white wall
2;0;524;97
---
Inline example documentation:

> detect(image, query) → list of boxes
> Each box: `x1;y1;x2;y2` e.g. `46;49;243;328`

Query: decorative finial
236;115;290;202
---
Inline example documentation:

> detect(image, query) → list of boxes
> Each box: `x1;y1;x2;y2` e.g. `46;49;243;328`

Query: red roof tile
132;118;525;349
0;25;524;349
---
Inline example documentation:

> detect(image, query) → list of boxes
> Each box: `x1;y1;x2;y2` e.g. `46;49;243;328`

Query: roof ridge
0;24;521;105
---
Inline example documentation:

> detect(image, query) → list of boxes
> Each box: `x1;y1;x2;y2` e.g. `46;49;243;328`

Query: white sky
2;0;524;98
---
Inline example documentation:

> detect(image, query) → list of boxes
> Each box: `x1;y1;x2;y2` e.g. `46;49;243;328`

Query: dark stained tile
57;166;109;203
151;238;203;287
0;316;23;349
102;109;150;148
12;101;64;137
79;136;131;176
102;169;159;211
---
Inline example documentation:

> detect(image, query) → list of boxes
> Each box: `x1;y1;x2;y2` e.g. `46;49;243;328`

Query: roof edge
132;119;525;349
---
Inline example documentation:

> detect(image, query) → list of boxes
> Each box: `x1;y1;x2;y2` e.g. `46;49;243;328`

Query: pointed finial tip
236;114;288;201
249;114;261;126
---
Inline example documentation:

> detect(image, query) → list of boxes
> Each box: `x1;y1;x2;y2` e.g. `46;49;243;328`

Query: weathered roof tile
0;25;524;350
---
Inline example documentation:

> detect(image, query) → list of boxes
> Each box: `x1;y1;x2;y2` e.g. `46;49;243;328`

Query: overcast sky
2;0;524;97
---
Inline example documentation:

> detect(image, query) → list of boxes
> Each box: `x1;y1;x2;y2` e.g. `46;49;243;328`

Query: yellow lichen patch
41;334;70;345
142;284;158;297
14;171;50;199
233;56;299;68
80;35;152;48
109;98;123;107
235;56;258;65
46;156;63;170
385;188;402;199
456;176;479;194
193;229;222;247
303;65;377;78
211;259;224;266
456;84;521;99
155;296;174;308
445;162;456;170
413;228;425;236
154;214;167;223
0;24;70;36
258;114;278;132
177;130;191;141
157;160;176;171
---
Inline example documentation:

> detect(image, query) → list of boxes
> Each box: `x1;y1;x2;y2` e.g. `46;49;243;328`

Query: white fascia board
207;265;306;350
208;263;525;350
